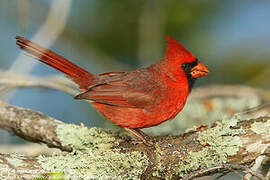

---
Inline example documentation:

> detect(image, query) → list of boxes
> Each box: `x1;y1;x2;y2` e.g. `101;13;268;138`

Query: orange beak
190;62;209;78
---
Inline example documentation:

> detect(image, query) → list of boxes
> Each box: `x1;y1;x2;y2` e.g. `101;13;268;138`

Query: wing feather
74;72;156;109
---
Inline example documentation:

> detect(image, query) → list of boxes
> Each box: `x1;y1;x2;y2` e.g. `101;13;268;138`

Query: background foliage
0;0;269;144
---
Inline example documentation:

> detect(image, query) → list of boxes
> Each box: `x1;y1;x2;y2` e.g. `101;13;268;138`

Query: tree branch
0;70;78;96
0;99;268;179
0;101;71;152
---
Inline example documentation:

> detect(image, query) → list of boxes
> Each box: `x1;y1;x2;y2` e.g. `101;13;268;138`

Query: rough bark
0;101;72;152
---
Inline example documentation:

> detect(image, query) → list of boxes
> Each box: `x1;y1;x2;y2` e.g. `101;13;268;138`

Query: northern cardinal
16;36;208;145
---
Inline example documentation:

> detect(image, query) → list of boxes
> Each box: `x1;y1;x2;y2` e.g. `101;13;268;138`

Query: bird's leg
124;128;153;146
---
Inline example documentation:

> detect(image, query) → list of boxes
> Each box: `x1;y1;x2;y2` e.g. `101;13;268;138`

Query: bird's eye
181;63;188;69
181;60;198;71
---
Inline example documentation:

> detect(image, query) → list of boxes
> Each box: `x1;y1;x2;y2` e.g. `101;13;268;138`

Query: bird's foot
124;128;154;146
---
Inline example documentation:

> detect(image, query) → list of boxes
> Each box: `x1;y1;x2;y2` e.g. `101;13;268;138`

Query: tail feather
16;36;95;91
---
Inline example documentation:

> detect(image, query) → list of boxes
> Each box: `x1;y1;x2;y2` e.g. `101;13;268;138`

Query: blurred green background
0;0;270;144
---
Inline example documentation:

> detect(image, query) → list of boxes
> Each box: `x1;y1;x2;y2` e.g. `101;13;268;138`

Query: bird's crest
165;35;195;63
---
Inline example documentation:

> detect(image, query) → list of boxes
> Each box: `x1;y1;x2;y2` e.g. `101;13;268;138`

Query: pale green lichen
155;145;166;172
38;150;147;180
37;110;248;178
251;121;270;134
38;124;148;179
176;115;245;177
56;124;117;152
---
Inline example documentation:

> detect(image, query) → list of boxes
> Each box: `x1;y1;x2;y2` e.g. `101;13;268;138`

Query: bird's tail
16;36;95;91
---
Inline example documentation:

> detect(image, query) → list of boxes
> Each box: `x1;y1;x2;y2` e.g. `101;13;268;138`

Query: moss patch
37;124;148;179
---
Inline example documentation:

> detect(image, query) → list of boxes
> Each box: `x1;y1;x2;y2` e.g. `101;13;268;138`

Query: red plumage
16;35;208;144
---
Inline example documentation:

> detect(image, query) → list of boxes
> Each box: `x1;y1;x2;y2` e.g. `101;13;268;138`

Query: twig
11;0;71;73
183;164;266;180
243;155;266;180
189;85;270;101
0;70;79;97
239;103;270;119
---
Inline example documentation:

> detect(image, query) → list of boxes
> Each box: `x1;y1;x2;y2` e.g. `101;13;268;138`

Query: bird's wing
74;71;158;109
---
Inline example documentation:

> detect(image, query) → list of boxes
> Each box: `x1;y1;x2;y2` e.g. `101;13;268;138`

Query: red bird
16;36;209;144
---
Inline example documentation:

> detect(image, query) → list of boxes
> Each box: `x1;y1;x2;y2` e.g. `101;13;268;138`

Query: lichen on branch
33;116;269;179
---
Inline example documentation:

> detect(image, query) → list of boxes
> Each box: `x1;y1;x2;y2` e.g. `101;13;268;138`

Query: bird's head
165;35;209;79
